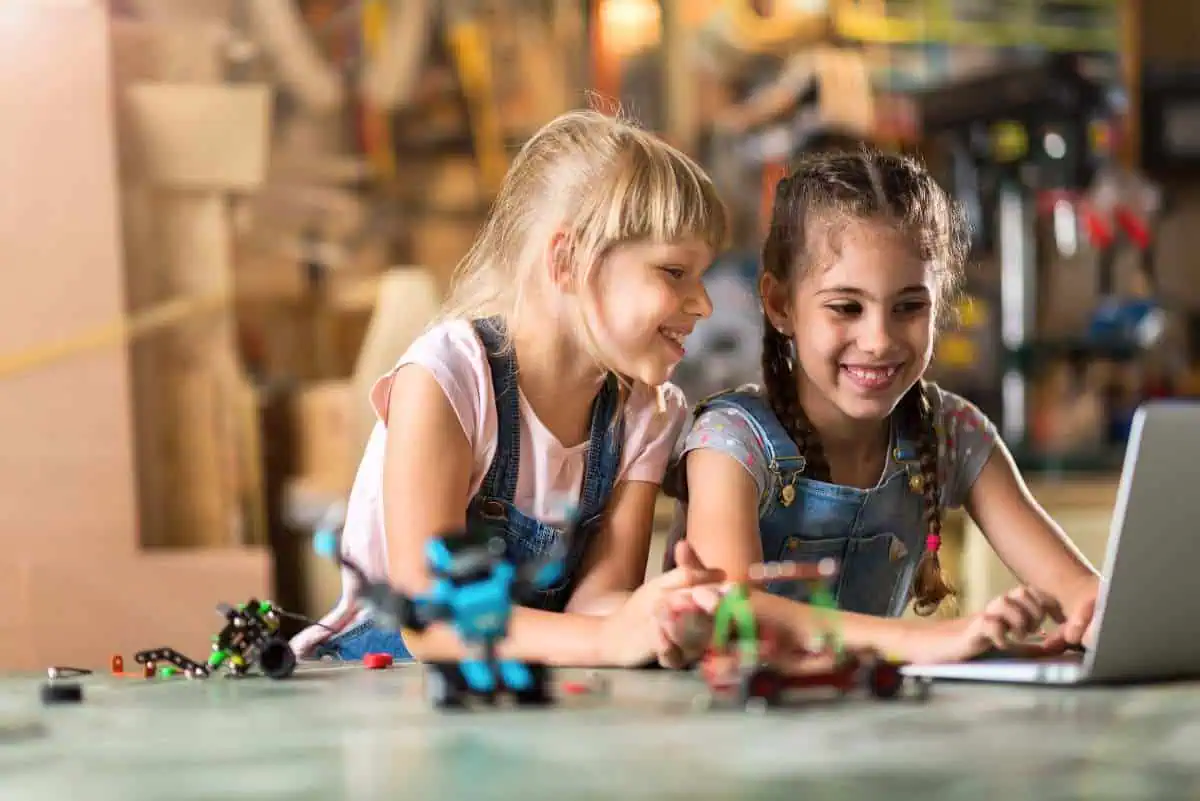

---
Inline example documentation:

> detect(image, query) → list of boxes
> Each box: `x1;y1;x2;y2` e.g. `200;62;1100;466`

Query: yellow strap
0;291;231;382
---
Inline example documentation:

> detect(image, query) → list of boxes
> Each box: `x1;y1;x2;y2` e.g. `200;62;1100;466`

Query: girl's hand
1063;578;1100;649
907;585;1067;664
1039;582;1099;652
654;585;724;669
597;541;724;668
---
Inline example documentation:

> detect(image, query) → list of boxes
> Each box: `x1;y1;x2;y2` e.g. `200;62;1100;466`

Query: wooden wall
0;1;270;672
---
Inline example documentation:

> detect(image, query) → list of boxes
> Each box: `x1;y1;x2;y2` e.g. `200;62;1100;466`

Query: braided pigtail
759;173;832;481
760;324;830;481
903;380;956;616
760;324;795;428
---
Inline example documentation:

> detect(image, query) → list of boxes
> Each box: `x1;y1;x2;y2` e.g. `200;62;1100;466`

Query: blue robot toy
313;524;565;709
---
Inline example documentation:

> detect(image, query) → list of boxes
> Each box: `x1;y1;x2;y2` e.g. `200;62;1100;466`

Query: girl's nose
686;282;713;319
857;313;895;355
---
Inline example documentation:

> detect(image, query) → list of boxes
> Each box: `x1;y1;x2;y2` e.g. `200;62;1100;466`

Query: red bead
925;534;942;551
363;653;393;670
111;655;124;675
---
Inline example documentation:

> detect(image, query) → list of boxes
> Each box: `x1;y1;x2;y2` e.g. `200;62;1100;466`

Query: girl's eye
659;265;687;280
827;302;862;317
895;300;930;314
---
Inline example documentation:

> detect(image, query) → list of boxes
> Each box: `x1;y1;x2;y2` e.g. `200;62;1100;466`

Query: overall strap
472;318;521;501
890;389;931;497
576;373;624;519
663;387;802;504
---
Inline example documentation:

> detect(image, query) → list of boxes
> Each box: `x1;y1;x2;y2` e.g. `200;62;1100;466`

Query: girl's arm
684;449;918;647
680;448;767;578
563;479;660;617
684;448;967;658
382;364;605;666
963;441;1101;618
685;447;1066;662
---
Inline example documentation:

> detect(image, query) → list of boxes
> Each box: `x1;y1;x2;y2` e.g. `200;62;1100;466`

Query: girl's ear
545;230;575;292
760;272;793;335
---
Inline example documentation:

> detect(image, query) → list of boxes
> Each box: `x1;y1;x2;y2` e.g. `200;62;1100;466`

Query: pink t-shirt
290;319;688;655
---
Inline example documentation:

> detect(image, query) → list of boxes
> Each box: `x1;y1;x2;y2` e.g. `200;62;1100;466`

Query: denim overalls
681;389;929;618
314;318;624;661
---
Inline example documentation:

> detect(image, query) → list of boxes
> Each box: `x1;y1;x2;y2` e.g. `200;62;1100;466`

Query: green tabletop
2;661;1198;800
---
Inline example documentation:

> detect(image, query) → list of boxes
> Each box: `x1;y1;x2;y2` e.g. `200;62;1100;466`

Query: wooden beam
1120;0;1141;169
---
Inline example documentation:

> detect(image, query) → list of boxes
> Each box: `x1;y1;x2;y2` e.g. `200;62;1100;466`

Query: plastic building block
45;666;91;680
208;600;298;679
40;682;83;704
699;559;932;709
133;598;304;681
363;653;393;670
313;520;568;710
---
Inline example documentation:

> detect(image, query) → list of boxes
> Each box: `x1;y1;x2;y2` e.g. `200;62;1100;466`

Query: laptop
902;400;1200;686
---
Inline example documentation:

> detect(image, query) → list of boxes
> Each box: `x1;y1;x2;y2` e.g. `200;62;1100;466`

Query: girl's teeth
848;367;895;378
844;366;899;385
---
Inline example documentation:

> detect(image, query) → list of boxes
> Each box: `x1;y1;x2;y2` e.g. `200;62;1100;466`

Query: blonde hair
437;109;729;372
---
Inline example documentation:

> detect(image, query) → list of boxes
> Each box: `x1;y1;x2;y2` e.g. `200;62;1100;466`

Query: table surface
2;660;1199;801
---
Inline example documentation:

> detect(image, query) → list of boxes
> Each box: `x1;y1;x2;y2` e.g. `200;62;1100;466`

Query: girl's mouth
841;363;902;392
659;327;689;358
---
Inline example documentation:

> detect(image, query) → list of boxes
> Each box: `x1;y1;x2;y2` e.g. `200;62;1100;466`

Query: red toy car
695;570;931;708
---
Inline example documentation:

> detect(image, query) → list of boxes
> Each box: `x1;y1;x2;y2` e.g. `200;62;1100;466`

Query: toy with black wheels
258;638;297;680
863;658;904;700
740;667;785;708
511;662;553;707
424;663;471;710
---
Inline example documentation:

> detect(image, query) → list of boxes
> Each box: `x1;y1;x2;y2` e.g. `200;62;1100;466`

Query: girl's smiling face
585;238;715;387
763;218;939;425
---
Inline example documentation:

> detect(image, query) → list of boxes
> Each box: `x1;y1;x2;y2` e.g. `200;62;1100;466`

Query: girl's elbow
401;629;433;662
401;626;463;664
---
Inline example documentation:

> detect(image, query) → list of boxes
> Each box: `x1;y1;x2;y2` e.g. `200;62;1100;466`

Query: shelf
832;1;1120;52
1003;338;1140;372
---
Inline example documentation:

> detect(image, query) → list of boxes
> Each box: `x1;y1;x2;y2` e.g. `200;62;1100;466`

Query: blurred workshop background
2;0;1198;670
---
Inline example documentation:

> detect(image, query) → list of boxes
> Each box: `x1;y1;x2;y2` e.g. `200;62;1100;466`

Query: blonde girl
292;110;730;669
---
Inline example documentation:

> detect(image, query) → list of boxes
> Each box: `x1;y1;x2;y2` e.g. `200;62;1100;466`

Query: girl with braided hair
664;148;1101;665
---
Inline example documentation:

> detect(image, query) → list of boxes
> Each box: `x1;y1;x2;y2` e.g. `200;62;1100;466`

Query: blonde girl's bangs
437;111;728;376
574;132;730;257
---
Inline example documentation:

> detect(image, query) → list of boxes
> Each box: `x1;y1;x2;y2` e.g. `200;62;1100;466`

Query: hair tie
925;534;941;552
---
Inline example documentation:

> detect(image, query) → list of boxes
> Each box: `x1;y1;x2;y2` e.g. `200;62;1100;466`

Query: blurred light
599;0;661;58
1044;131;1066;160
1053;199;1077;257
779;0;829;11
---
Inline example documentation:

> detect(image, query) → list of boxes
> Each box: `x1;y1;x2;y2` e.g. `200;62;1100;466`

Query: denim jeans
311;619;413;661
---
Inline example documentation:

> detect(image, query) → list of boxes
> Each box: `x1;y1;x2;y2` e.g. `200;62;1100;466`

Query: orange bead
111;655;124;675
